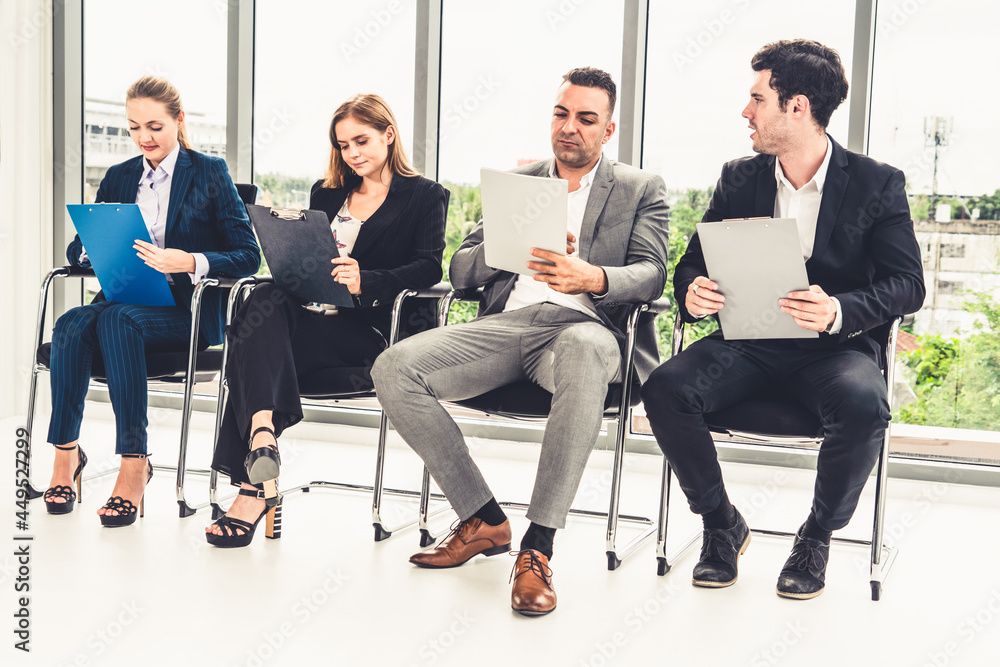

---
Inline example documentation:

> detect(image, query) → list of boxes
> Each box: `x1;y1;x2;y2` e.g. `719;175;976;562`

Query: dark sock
702;492;737;529
801;512;832;544
472;497;507;527
520;522;556;560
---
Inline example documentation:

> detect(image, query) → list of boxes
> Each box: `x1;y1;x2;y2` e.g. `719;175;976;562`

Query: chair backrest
235;183;258;208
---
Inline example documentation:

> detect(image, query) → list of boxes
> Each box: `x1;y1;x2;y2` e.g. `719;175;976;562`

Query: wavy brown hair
126;75;191;149
322;94;419;188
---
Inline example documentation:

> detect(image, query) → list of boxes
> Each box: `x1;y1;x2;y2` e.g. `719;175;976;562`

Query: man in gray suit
372;67;669;616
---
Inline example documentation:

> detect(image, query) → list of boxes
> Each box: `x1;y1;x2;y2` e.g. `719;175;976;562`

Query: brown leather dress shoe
510;549;556;616
409;518;512;568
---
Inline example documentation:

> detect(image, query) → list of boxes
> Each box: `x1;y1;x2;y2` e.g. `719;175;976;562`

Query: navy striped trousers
47;300;193;455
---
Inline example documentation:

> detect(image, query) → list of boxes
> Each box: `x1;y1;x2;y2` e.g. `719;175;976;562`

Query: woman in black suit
206;94;448;547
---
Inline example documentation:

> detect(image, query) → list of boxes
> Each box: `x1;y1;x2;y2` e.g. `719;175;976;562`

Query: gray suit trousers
371;303;621;529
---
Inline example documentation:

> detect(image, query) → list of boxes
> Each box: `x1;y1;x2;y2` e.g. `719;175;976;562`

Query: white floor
5;402;1000;667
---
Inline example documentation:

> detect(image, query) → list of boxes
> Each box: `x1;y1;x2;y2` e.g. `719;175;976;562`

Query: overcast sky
85;0;999;195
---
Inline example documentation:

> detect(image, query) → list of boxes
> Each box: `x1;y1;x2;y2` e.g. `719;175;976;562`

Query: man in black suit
640;39;925;599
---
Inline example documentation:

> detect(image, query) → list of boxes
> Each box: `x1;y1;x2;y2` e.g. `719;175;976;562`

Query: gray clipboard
248;204;354;307
696;217;817;340
480;167;568;275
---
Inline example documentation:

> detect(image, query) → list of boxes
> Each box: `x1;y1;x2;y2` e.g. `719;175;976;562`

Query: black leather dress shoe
692;509;750;588
776;527;830;599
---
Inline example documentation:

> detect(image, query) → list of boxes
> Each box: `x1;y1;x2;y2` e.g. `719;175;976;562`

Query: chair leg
418;466;436;547
655;457;670;575
868;426;896;601
175;373;198;518
22;366;46;500
371;410;394;541
655;462;701;576
602;401;658;570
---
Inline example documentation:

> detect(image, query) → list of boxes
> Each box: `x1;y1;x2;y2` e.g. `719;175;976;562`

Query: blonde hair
126;75;191;149
323;94;419;188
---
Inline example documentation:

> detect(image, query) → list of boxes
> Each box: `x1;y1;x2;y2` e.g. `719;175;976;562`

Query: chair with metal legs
652;308;909;600
23;185;259;516
206;277;454;541
408;290;669;571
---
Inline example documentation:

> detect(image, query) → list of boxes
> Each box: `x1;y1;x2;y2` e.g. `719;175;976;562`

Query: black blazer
674;136;926;362
67;148;260;346
309;174;448;336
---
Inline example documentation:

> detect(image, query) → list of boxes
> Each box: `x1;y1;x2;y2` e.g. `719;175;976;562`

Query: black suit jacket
309;174;448;337
674;137;926;362
68;148;260;346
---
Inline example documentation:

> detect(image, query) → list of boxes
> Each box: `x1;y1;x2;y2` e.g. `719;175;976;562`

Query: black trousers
639;336;890;532
211;283;386;485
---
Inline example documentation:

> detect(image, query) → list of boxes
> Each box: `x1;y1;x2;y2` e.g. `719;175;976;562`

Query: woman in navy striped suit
43;76;260;526
205;94;447;547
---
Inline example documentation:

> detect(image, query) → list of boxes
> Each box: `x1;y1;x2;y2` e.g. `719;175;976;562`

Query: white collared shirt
502;157;603;319
774;135;843;334
135;143;208;284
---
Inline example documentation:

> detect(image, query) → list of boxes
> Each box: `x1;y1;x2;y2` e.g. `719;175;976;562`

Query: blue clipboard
66;204;176;307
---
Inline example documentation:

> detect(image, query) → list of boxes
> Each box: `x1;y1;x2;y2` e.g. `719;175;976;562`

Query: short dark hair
751;40;848;129
561;67;617;119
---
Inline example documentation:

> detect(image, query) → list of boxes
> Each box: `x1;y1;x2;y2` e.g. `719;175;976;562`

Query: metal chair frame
22;266;235;517
206;278;453;541
411;290;665;571
652;306;904;600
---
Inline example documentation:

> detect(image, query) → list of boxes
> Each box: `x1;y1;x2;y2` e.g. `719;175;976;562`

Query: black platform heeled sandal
244;426;281;507
205;487;283;548
44;444;88;515
99;458;153;528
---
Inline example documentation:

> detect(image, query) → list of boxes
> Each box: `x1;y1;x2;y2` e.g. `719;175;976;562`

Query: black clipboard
247;204;354;307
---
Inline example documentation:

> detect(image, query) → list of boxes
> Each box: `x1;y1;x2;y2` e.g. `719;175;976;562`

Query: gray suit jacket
450;157;670;381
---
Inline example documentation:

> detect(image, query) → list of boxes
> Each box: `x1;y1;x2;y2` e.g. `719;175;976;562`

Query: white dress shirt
773;135;843;334
135;143;208;284
502;157;602;320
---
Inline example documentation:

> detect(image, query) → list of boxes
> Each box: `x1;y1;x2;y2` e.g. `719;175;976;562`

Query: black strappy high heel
99;458;153;527
205;487;283;548
244;426;281;507
44;444;88;515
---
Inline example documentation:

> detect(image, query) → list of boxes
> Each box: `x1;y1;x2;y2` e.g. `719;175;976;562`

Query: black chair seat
705;399;822;439
36;343;221;383
298;366;375;398
453;380;639;419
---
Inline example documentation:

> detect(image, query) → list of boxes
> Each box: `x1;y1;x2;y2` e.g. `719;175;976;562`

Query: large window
643;0;855;190
438;0;624;186
82;0;228;202
253;0;417;209
869;0;1000;439
62;1;1000;467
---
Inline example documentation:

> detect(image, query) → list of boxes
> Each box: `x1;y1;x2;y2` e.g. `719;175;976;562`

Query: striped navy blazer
67;147;261;346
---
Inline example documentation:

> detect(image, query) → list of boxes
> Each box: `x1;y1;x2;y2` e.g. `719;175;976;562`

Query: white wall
1;0;52;420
